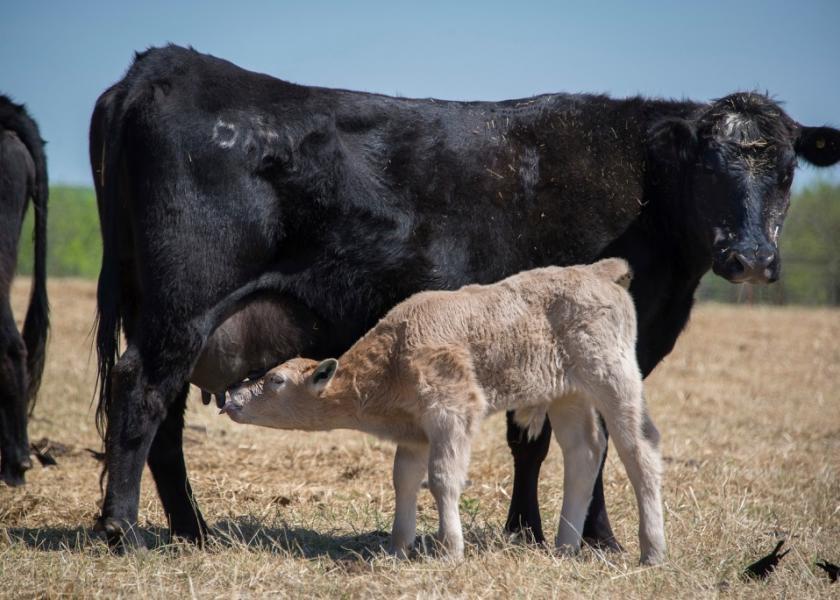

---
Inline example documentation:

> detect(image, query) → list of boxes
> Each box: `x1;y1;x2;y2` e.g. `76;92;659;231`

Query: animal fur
223;259;665;564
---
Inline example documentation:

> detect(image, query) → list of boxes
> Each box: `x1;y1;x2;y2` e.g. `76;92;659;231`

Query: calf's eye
270;374;286;386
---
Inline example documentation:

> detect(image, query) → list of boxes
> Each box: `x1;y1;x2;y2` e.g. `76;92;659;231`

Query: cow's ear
309;359;338;392
647;118;698;165
796;126;840;167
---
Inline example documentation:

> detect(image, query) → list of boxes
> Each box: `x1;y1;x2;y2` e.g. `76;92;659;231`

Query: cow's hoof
0;470;26;487
169;522;209;547
94;517;147;553
1;458;31;487
504;521;546;546
583;534;624;553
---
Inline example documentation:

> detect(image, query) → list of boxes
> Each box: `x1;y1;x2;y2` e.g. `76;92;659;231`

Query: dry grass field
1;278;838;598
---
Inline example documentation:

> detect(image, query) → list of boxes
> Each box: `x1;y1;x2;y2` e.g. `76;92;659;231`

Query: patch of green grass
16;185;101;278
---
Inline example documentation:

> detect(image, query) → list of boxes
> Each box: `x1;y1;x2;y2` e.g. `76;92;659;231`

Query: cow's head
648;93;840;283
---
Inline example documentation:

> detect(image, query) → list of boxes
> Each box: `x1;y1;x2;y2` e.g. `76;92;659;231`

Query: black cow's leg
97;345;156;548
504;411;552;544
0;304;32;487
98;331;202;550
147;384;207;543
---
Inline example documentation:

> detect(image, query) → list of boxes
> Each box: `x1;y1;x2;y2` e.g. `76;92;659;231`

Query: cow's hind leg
147;384;207;543
504;411;551;544
0;304;31;487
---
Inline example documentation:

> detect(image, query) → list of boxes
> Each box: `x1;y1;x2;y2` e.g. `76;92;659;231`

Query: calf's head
648;93;840;284
221;358;339;429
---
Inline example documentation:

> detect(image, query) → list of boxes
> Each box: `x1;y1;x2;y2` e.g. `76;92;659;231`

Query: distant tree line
17;186;101;279
16;183;840;306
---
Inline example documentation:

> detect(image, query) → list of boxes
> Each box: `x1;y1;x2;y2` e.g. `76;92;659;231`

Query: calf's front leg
389;443;429;558
426;420;472;560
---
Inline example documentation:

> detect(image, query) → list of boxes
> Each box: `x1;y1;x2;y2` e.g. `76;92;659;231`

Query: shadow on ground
3;520;392;561
4;517;507;562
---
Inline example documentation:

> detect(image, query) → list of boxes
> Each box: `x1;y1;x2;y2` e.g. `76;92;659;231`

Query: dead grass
2;278;838;598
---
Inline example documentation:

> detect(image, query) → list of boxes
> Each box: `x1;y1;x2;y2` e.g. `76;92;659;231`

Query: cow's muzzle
713;240;779;284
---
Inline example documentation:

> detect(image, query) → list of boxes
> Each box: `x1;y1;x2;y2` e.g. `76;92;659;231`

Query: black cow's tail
4;99;51;413
91;87;124;441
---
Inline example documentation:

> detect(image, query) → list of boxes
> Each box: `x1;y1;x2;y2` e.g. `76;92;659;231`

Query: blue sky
2;0;838;188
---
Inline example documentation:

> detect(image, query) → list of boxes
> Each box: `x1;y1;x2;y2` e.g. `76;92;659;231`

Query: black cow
90;45;840;548
0;96;49;486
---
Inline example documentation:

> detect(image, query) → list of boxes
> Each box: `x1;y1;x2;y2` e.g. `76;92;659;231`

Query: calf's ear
796;126;840;167
647;118;698;166
310;359;339;392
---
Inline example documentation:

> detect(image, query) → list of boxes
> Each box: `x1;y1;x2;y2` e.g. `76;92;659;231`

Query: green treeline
17;186;102;279
15;183;840;305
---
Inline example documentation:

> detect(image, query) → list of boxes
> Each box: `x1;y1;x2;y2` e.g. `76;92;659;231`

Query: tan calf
222;258;665;564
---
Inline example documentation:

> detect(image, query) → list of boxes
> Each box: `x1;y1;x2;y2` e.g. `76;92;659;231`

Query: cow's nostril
756;251;775;269
732;251;752;273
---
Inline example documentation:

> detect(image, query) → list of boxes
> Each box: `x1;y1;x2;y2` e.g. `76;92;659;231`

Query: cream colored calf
222;258;665;564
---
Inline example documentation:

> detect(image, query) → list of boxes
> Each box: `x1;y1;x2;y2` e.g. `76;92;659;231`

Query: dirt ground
1;278;838;598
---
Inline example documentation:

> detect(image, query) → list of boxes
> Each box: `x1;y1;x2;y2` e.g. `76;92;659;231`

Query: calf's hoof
640;543;667;566
555;542;582;559
386;543;413;560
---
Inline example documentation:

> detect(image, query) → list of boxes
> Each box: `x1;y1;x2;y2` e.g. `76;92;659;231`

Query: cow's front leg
504;411;551;544
96;345;159;550
98;329;204;551
147;384;207;543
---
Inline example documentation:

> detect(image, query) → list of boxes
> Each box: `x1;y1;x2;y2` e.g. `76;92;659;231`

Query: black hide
90;45;839;546
0;96;49;487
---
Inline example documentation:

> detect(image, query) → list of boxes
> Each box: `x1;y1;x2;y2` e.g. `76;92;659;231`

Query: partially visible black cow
0;96;49;486
90;45;840;549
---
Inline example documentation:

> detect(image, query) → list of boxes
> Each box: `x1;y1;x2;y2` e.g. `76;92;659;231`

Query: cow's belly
190;295;325;395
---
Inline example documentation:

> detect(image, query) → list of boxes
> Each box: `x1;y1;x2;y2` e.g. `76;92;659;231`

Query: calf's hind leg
547;397;607;555
589;369;665;565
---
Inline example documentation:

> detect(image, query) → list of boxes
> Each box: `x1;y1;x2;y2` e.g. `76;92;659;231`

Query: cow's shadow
3;520;394;561
5;518;500;561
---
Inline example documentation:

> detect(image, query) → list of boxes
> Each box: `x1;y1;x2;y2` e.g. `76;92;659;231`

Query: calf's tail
588;258;633;289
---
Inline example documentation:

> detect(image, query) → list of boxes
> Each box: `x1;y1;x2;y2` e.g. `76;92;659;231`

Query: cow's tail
91;87;124;441
4;100;51;413
588;257;633;289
